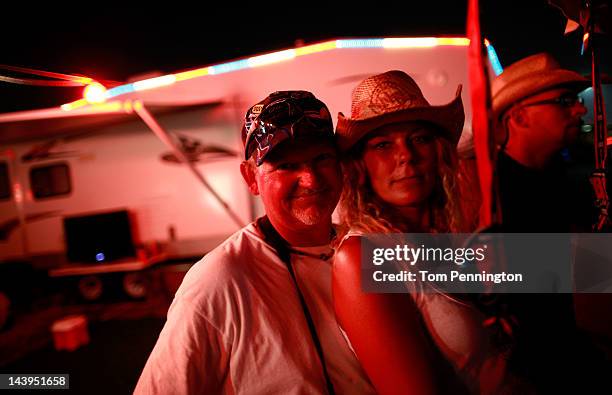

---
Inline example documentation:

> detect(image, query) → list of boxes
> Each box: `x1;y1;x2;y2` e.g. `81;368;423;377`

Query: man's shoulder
174;221;276;303
201;221;266;264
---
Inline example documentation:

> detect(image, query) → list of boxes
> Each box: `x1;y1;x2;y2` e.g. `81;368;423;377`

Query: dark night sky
1;1;608;114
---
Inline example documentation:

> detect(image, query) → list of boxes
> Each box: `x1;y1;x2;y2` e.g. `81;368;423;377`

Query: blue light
96;252;105;262
486;43;503;76
209;60;250;75
560;147;571;162
106;84;135;99
336;39;384;49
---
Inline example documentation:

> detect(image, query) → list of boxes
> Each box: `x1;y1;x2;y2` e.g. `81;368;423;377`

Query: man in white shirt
135;91;375;394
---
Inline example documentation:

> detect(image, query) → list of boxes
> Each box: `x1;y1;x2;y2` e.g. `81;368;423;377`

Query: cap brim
336;92;465;152
252;130;335;165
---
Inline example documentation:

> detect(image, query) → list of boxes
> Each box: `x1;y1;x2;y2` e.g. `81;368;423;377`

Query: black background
1;1;609;113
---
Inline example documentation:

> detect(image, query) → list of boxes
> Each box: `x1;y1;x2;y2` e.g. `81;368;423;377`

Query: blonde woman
332;71;511;394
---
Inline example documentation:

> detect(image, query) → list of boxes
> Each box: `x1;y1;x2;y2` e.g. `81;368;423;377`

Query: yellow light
133;75;176;91
75;76;94;85
438;38;471;46
97;101;123;112
383;37;470;48
248;49;296;67
83;82;107;104
295;41;337;56
484;38;491;46
174;67;209;82
61;99;88;111
122;100;133;113
383;37;439;48
60;100;125;113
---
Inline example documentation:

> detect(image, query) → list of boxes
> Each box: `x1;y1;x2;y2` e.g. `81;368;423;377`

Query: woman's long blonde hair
337;127;478;234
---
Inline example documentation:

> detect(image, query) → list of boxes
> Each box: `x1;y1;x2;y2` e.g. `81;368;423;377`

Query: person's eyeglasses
520;93;584;109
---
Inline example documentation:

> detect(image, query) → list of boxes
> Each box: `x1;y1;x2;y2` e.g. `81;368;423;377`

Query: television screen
63;210;136;263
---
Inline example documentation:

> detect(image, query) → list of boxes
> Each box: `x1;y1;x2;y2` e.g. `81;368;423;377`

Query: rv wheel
78;276;103;301
123;272;148;299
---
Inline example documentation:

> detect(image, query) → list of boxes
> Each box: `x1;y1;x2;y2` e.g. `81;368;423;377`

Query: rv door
0;149;27;261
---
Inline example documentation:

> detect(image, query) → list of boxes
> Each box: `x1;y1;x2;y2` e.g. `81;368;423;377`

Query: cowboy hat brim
336;89;465;152
492;69;589;118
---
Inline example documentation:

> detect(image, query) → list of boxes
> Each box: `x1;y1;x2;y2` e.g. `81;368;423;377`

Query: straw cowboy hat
492;52;589;118
335;70;465;151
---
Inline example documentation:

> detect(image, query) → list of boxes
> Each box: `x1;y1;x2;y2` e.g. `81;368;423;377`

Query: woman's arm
332;236;438;395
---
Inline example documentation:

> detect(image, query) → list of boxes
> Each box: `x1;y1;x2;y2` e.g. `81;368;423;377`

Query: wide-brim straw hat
336;70;465;152
492;52;589;118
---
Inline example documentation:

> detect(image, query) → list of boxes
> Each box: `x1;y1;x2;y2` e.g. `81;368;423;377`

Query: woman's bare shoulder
335;235;363;266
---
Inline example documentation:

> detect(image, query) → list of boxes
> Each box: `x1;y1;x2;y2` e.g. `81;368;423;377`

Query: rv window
30;163;71;199
0;162;10;200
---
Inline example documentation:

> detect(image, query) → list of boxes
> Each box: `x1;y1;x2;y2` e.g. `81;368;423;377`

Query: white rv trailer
0;37;500;306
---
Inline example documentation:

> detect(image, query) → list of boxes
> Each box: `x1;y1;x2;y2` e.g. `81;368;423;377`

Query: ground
0;263;187;394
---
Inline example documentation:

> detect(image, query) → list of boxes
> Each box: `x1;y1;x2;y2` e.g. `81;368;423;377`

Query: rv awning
0;100;222;144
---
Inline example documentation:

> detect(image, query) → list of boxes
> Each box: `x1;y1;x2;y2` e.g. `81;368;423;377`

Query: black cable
256;216;336;395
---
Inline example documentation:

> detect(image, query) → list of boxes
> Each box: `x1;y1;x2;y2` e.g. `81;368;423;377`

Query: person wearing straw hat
332;70;508;394
136;91;375;394
335;70;474;234
492;52;592;232
492;53;612;393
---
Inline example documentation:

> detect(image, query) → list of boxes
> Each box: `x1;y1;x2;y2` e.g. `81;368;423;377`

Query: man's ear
240;160;259;195
509;107;529;128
